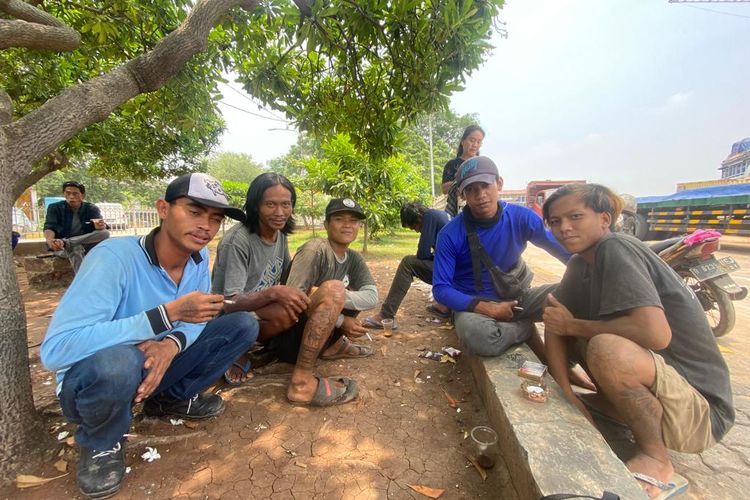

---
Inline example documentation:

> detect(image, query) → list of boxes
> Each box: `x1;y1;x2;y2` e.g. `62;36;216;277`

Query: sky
217;0;750;197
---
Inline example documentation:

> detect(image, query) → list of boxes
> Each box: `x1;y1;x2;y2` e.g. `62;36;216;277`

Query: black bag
463;217;533;300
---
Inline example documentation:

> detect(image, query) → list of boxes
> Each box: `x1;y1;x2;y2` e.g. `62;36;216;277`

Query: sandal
320;337;373;360
223;358;253;386
633;472;688;500
362;316;399;330
289;376;359;407
425;304;451;319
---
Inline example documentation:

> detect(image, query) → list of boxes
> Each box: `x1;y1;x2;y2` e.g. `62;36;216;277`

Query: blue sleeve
523;209;571;263
416;212;438;260
41;246;175;372
432;225;474;311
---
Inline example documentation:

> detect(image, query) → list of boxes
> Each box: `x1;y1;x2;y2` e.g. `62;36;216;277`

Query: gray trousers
380;255;434;319
57;230;110;273
454;283;557;356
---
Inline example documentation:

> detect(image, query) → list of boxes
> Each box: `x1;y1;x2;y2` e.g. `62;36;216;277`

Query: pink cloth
683;229;721;246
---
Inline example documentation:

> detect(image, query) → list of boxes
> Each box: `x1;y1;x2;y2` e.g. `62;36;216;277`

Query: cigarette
365;332;373;342
223;299;236;305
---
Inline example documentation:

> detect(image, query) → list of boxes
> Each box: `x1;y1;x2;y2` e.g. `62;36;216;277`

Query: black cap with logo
325;198;366;220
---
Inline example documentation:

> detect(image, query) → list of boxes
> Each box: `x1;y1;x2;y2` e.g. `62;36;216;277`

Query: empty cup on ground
381;318;394;337
470;425;498;469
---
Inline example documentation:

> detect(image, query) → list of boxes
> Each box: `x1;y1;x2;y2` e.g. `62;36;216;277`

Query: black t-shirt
441;157;464;184
556;233;734;441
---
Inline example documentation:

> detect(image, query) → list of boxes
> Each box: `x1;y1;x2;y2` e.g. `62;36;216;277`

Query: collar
462;201;504;229
139;227;203;267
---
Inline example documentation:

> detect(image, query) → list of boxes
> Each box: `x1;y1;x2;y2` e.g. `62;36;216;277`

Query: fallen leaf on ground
64;437;75;447
442;388;459;409
53;460;68;473
718;345;733;354
463;453;488;481
16;473;68;489
183;420;199;429
407;484;445;498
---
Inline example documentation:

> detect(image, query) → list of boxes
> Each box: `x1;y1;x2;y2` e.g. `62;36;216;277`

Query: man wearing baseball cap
261;197;378;406
432;156;570;357
41;173;259;498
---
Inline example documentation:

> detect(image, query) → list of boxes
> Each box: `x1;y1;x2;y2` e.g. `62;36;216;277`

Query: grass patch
288;228;418;261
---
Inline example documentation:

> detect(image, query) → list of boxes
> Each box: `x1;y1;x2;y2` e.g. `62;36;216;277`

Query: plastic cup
381;318;394;337
470;425;498;469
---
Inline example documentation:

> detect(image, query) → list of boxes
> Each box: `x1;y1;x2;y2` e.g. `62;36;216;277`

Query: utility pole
428;115;435;201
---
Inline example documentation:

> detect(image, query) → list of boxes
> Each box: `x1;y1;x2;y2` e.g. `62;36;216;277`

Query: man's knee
585;334;632;377
79;345;143;391
311;280;346;313
220;311;260;345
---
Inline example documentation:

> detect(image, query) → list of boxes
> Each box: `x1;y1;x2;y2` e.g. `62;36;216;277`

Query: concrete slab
469;345;647;499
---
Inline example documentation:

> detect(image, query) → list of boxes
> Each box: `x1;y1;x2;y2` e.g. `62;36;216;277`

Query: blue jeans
59;312;258;450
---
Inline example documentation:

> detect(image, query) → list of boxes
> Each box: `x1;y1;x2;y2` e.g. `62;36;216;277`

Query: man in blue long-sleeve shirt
432;156;570;356
364;202;450;329
41;173;258;499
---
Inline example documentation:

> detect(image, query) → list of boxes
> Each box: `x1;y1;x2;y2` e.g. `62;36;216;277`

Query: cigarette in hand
365;332;373;342
224;299;236;305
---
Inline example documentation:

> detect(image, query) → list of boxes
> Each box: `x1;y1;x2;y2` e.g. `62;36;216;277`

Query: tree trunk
363;219;369;253
0;189;53;482
0;0;261;485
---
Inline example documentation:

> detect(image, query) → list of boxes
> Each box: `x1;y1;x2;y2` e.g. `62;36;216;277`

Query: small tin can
521;380;548;403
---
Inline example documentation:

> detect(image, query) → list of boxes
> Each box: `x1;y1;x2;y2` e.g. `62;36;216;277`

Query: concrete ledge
23;255;73;289
14;239;50;257
468;345;647;499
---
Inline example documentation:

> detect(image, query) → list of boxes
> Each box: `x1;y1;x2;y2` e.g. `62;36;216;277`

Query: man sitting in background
364;201;450;330
43;180;110;272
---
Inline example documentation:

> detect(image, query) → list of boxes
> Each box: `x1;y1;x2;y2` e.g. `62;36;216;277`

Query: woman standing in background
441;125;485;217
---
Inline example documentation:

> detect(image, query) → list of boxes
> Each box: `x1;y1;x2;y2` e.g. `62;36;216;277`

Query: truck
501;180;586;217
634;183;750;240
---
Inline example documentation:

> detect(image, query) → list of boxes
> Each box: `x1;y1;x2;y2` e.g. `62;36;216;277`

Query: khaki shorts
650;352;715;453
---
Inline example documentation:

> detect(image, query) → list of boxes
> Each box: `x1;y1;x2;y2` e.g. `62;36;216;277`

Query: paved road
525;241;750;499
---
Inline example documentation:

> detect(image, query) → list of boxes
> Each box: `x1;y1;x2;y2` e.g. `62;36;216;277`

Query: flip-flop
320;337;373;360
289;376;359;407
363;316;399;330
223;359;252;386
425;304;451;319
633;472;689;500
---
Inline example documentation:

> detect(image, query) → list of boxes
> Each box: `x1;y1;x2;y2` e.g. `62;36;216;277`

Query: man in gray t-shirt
213;174;310;385
542;184;733;498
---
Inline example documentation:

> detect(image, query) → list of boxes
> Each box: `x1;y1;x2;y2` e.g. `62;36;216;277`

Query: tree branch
2;0;261;178
12;152;68;200
0;19;80;51
0;0;67;28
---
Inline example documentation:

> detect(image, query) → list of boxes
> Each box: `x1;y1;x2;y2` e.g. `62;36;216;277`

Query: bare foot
287;374;319;403
569;364;596;391
627;453;674;498
224;354;253;385
432;302;449;314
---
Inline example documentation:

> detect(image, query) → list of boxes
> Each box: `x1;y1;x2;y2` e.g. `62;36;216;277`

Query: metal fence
12;206;238;239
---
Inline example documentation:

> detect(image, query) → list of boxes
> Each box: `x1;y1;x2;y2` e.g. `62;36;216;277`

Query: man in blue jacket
41;173;258;499
432;156;570;356
43;181;111;272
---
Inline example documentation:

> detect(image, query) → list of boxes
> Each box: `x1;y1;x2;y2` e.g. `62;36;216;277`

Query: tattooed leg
287;280;346;402
586;334;674;497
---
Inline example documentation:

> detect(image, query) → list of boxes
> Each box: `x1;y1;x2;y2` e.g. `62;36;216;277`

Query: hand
47;238;65;251
475;300;517;321
91;218;106;230
272;285;311;318
165;291;224;323
543;294;574;337
134;339;179;403
340;316;367;339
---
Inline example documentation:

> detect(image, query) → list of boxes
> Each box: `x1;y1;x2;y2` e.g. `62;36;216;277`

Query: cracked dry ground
6;259;516;500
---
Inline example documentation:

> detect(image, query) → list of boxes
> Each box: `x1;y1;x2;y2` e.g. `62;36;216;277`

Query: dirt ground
3;258;517;499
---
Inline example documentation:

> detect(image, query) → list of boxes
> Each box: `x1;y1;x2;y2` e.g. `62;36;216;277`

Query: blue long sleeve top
432;202;570;312
416;209;451;260
41;228;210;388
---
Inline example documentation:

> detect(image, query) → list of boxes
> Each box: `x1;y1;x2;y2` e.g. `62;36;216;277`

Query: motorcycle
650;229;747;337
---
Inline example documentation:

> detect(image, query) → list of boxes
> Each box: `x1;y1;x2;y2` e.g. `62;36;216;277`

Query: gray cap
455;156;499;194
165;173;245;222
